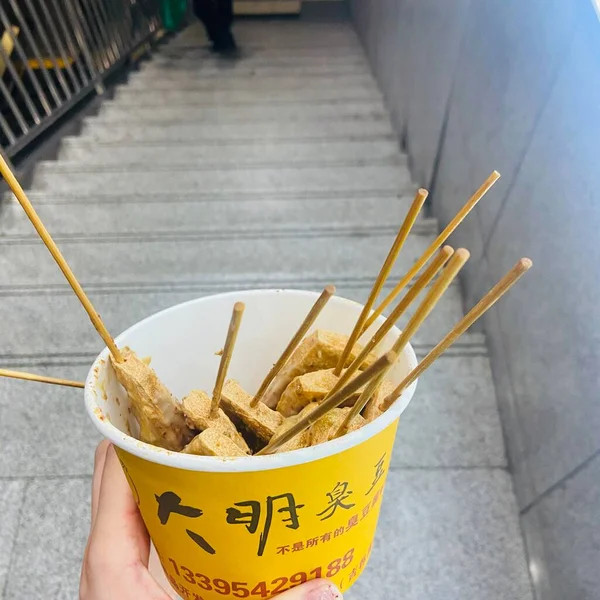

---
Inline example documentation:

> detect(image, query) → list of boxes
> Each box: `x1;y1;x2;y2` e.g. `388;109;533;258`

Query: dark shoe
212;30;238;54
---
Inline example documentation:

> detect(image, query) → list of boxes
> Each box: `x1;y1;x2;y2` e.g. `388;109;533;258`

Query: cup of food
85;289;418;600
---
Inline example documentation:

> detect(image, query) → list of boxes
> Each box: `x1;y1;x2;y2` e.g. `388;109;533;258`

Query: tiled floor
0;18;533;600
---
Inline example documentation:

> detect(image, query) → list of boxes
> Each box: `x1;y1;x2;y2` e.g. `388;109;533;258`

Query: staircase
0;18;534;600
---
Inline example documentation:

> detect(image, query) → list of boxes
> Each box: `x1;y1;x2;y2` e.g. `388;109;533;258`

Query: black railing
0;0;164;159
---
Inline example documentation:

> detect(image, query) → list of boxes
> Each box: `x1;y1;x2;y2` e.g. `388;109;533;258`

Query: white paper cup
85;290;418;599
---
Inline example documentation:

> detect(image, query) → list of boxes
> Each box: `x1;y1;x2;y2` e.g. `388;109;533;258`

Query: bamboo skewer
250;285;335;408
0;155;122;362
361;171;500;333
210;302;245;418
333;189;428;376
257;351;397;455
0;368;84;388
322;246;454;404
335;248;470;438
381;257;533;410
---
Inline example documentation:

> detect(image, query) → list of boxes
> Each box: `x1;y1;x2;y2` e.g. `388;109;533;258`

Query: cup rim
85;289;418;473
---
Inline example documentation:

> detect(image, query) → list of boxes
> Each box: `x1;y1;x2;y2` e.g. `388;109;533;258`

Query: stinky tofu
362;380;396;422
183;429;248;457
221;379;284;442
262;330;378;409
277;368;365;417
110;347;193;451
182;390;250;453
309;407;366;446
273;403;320;453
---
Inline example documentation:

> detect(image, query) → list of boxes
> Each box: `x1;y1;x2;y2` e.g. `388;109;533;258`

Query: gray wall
349;1;600;598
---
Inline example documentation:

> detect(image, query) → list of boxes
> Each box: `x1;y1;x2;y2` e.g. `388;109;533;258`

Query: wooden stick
362;171;500;333
381;257;532;410
250;285;335;407
211;302;245;418
0;368;84;389
322;246;454;404
0;155;122;362
335;248;470;437
333;189;428;376
256;351;397;455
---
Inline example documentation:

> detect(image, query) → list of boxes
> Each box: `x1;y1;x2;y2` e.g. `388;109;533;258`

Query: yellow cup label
116;420;397;599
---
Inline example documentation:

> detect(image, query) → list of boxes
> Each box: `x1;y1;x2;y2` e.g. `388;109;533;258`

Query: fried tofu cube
362;380;396;422
309;407;366;446
273;403;320;453
182;390;250;453
182;429;248;457
221;380;284;442
262;330;378;408
110;347;193;451
277;368;363;417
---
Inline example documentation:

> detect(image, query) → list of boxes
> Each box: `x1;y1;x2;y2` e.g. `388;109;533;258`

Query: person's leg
213;0;237;52
193;0;220;43
220;0;234;29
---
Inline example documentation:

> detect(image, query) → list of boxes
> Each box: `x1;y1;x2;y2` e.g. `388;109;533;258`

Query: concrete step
30;162;410;194
1;195;432;235
57;138;402;166
170;32;359;49
174;21;355;33
0;227;434;288
95;99;387;124
179;20;351;31
78;118;393;143
123;73;375;91
135;61;369;78
4;188;416;206
48;156;404;176
0;281;473;362
113;83;380;104
172;31;359;46
151;45;365;62
145;53;368;69
166;39;363;52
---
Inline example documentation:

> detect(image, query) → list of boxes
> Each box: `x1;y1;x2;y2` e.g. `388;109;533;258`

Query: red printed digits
326;558;342;578
250;582;269;597
271;577;288;595
341;548;355;569
213;579;231;594
195;573;212;591
181;565;196;585
167;549;356;599
289;572;308;588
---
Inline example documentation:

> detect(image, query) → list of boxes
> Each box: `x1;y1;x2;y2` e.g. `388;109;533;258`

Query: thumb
91;444;151;565
277;580;342;600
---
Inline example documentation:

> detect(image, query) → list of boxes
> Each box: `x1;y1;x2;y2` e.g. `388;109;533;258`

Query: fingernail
307;582;343;600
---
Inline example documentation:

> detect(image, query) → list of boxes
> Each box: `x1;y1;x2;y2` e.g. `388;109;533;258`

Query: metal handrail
0;0;164;160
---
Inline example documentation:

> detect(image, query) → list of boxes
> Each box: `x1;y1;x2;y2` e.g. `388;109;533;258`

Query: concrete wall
349;1;600;598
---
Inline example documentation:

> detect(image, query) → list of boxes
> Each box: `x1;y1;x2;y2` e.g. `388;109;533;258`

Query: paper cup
85;290;418;599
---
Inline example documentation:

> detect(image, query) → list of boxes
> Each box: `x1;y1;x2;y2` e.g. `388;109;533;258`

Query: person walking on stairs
193;0;238;53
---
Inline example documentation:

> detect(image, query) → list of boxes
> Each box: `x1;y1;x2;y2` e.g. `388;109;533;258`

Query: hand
81;441;343;600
